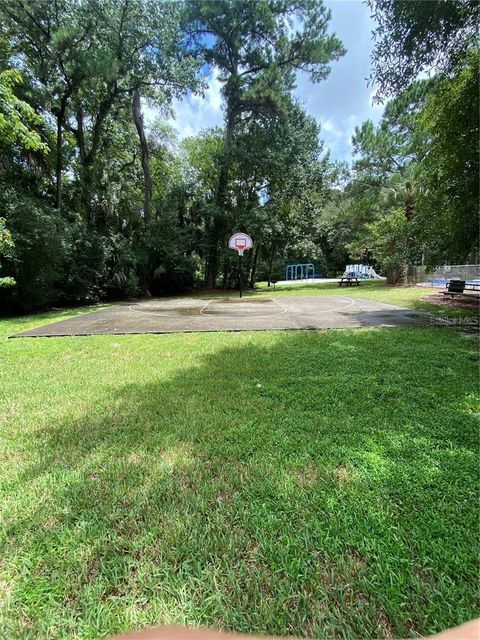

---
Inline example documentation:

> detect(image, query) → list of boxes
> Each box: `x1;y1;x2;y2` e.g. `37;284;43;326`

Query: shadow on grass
2;329;479;639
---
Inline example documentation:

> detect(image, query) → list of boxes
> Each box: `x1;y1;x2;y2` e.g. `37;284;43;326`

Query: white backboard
228;233;253;255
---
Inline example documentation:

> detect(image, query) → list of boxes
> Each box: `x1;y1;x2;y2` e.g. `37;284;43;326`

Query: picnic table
338;276;360;287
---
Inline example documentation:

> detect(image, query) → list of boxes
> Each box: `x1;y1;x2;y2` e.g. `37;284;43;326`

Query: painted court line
310;296;355;314
128;297;353;319
199;299;213;315
127;300;208;318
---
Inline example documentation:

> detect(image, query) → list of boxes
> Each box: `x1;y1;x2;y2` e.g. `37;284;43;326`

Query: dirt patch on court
214;297;272;304
137;305;201;315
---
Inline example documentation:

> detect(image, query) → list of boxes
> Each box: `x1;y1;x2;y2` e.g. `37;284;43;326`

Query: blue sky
151;0;383;164
297;0;384;161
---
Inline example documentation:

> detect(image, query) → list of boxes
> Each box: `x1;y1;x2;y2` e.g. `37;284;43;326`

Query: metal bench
442;280;480;299
444;280;465;296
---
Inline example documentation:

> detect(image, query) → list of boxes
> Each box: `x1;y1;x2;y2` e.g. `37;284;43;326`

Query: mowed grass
0;305;479;639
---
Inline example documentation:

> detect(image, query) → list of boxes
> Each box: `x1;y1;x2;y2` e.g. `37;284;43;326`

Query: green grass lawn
0;293;479;639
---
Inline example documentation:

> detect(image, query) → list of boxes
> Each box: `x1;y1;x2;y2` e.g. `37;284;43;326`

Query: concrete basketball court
12;295;430;338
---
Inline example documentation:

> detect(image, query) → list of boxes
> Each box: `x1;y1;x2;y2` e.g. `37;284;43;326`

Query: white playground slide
345;264;386;280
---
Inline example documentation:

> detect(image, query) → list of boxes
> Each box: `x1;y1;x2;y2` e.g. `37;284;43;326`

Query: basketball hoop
228;233;253;298
228;233;253;256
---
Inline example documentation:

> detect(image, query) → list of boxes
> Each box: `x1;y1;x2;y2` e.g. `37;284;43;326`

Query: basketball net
236;244;246;256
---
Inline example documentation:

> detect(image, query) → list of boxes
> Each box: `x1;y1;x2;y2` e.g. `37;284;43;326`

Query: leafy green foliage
0;216;14;256
186;0;345;285
136;218;200;295
347;208;411;283
418;49;479;264
0;189;65;310
60;226;108;303
0;216;15;289
368;0;478;99
0;69;49;153
0;0;477;308
330;54;478;282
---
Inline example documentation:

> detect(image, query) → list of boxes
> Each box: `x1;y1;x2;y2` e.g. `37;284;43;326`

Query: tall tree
351;81;431;225
1;0;99;211
418;49;479;263
186;0;345;286
1;0;200;219
66;0;199;221
132;89;152;222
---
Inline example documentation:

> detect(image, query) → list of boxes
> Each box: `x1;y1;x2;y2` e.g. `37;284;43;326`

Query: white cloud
320;118;342;137
142;100;166;128
171;67;224;139
142;67;224;140
139;1;386;163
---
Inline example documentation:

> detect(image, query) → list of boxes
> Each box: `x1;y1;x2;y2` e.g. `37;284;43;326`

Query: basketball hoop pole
228;233;252;297
238;252;243;298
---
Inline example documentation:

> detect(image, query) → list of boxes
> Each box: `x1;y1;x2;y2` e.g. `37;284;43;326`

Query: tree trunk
132;88;152;224
205;217;219;288
222;258;229;289
55;92;71;212
249;243;260;288
205;104;236;288
405;195;415;221
246;249;254;286
404;181;415;221
205;225;219;288
267;242;276;287
55;105;64;212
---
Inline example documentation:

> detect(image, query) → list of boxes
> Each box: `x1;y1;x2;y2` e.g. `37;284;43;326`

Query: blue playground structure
285;263;315;281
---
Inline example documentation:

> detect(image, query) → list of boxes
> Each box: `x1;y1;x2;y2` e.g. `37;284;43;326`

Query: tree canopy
0;0;477;309
185;0;345;285
368;0;478;99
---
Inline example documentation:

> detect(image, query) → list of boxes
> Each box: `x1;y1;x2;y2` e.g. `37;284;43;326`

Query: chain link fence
405;264;480;287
